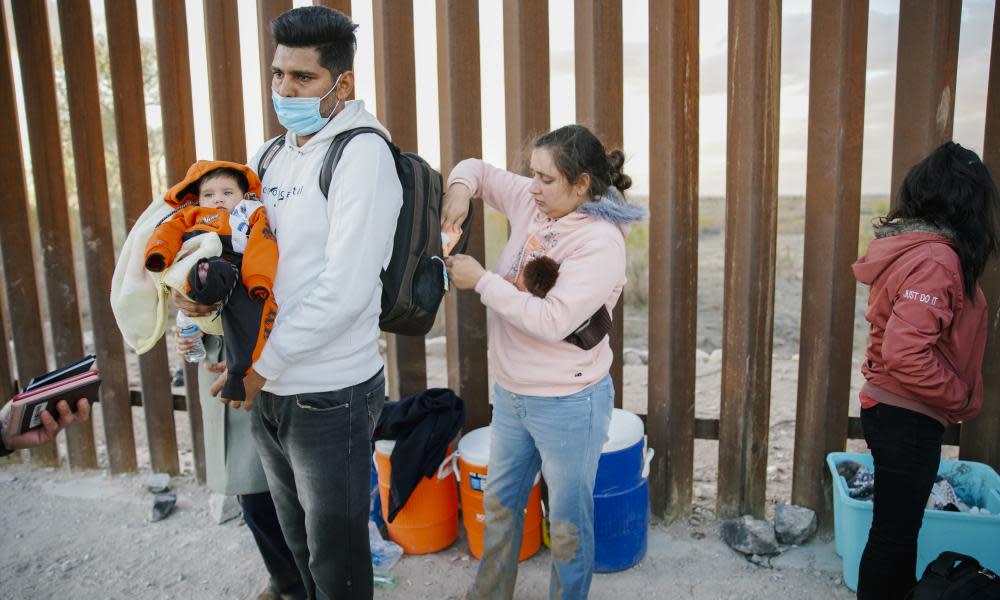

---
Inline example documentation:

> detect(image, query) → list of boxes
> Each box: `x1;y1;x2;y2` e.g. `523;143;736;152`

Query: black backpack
906;552;1000;600
257;128;473;336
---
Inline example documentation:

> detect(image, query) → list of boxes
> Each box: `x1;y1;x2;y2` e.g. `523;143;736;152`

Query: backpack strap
317;127;398;199
256;134;287;182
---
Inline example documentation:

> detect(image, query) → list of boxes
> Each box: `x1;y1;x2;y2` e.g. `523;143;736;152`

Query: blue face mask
271;74;344;136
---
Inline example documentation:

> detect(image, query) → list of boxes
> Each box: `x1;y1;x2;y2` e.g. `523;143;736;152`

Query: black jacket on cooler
373;388;465;522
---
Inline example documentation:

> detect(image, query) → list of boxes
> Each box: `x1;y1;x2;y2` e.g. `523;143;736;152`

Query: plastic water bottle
373;572;397;589
176;312;206;363
369;520;403;574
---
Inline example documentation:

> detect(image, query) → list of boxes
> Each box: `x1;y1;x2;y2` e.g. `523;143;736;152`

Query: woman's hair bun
607;149;632;192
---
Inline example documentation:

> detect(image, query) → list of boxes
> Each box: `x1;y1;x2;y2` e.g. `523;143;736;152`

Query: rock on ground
143;473;171;493
151;491;177;522
720;515;779;556
623;348;648;365
774;503;817;545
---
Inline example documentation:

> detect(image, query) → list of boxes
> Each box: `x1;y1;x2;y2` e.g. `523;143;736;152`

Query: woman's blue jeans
469;375;614;600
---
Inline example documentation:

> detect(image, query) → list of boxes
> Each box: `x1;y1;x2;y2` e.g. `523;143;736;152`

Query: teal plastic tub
827;452;1000;592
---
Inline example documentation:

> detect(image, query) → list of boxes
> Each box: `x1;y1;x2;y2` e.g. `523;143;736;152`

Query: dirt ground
6;195;963;598
6;340;958;599
0;458;855;600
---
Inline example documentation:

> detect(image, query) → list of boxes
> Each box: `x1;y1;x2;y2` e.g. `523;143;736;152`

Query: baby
144;161;278;402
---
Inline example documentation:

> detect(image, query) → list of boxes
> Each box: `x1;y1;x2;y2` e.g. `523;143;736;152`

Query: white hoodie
247;100;402;394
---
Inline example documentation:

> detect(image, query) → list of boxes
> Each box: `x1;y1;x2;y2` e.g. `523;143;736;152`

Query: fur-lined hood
873;218;956;241
575;187;648;227
853;218;957;287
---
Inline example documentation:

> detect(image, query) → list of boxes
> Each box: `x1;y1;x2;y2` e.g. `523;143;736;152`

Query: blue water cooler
593;408;652;572
370;456;385;529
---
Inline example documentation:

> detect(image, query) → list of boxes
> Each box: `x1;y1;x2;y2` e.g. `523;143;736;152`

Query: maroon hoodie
852;222;988;426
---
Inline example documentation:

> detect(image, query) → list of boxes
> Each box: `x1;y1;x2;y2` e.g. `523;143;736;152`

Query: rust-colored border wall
373;0;429;401
961;5;1000;472
791;0;869;529
155;0;206;484
11;0;96;469
258;0;293;140
888;0;961;206
106;0;179;476
59;0;137;473
717;0;782;520
575;0;625;409
0;1;57;467
438;0;490;431
503;0;550;174
647;0;699;521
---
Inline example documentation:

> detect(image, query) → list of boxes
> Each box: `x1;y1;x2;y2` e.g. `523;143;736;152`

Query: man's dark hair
272;6;358;77
198;167;249;195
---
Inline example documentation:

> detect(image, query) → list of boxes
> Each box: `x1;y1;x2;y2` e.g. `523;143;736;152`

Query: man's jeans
239;491;306;599
252;369;385;600
858;402;944;600
469;375;614;600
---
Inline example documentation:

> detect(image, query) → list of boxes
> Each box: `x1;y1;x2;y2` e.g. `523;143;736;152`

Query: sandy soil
0;458;855;600
6;195;960;598
6;341;953;599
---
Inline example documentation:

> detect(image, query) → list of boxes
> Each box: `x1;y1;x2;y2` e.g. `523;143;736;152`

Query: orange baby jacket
143;160;277;302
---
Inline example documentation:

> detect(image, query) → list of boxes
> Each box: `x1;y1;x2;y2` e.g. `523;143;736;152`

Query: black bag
906;552;1000;600
258;129;473;336
565;305;613;350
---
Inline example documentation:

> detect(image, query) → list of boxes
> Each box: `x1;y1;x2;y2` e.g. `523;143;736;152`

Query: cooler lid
602;408;644;453
374;439;396;455
457;426;491;466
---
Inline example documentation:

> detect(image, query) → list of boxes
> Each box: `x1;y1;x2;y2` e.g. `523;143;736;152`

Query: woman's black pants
857;403;944;600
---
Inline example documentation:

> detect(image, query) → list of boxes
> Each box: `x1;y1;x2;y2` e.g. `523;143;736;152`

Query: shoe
256;580;306;600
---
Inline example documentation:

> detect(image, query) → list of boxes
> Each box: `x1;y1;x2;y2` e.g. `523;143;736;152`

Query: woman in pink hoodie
443;125;645;600
852;142;999;599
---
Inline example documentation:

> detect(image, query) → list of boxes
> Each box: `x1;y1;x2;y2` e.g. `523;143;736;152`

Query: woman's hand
441;182;472;232
171;289;217;318
445;254;486;290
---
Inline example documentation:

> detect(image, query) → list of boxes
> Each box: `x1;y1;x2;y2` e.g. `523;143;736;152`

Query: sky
9;0;997;197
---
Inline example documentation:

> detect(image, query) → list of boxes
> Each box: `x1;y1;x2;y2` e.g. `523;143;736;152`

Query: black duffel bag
906;552;1000;600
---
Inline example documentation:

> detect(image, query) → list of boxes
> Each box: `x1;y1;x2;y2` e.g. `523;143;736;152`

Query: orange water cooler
374;439;459;554
457;427;542;561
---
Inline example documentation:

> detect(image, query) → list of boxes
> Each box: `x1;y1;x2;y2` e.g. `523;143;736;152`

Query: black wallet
565;305;613;350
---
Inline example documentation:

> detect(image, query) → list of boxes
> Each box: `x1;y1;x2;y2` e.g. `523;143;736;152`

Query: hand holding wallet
5;356;101;436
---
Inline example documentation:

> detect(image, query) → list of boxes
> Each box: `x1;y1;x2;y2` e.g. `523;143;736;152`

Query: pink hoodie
449;159;639;397
852;223;988;426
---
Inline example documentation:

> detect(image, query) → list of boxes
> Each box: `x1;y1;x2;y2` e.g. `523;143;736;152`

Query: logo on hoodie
263;185;304;204
902;289;940;306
